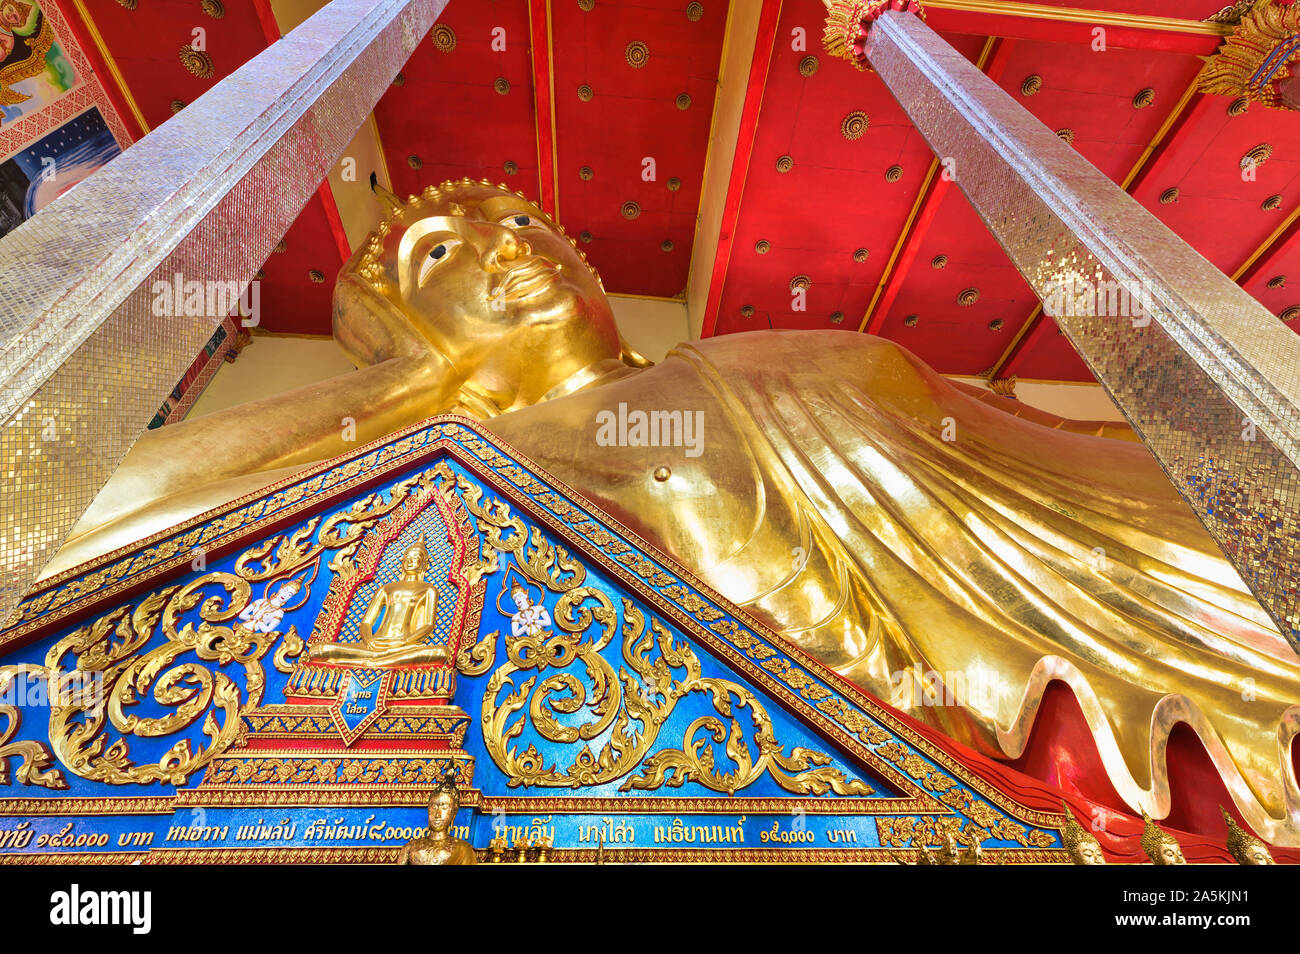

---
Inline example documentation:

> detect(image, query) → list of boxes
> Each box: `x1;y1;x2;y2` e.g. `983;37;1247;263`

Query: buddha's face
401;547;429;578
1244;845;1273;865
337;182;623;412
1072;840;1105;865
1157;842;1186;865
428;790;457;832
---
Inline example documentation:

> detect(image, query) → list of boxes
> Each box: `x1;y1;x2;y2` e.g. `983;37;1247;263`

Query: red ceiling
55;0;1300;377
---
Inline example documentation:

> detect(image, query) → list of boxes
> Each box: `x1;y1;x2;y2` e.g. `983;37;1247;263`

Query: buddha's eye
417;237;462;286
500;213;534;228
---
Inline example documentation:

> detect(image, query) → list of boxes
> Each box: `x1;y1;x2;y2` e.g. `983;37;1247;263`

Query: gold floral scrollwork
482;582;872;797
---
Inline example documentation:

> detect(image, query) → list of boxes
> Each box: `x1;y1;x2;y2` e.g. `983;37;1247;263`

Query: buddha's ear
619;336;654;368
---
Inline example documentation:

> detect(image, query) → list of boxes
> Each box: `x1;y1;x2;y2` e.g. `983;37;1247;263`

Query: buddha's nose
482;226;530;269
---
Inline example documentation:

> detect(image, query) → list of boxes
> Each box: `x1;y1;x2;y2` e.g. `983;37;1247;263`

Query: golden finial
822;0;871;68
1060;801;1106;864
1141;813;1186;865
1221;806;1274;865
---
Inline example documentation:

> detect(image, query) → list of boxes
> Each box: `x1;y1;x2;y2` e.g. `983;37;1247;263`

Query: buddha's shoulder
670;330;915;367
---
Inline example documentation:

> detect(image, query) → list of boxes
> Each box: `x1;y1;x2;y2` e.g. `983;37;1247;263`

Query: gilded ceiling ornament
1221;806;1275;864
309;269;325;283
829;311;845;324
621;200;640;220
579;230;593;243
578;165;594;180
957;287;979;306
179;45;214;78
987;318;1004;330
676;92;691;110
1206;0;1262;24
686;2;704;21
1160;187;1180;204
1132;87;1154;108
1279;305;1299;321
776;154;793;173
853;248;869;262
1020;74;1042;96
661;239;674;252
903;313;918;326
755;239;771;254
431;25;456;52
667;176;681;191
1141;814;1187;865
884;164;903;182
1055;127;1074;144
200;0;225;19
626;41;650;69
1228;96;1250;115
1060;802;1106;864
408;155;422;169
1200;0;1300;110
1241;142;1272;168
578;0;595;9
254;268;265;280
494;77;510;95
274;238;287;253
1262;193;1283;210
1267;274;1286;287
504;160;518;176
931;254;947;269
393;71;405;87
989;376;1016;397
577;83;594;102
169;99;186;114
740;304;755;317
822;0;925;70
789;274;811;291
116;0;137;7
841;109;869;139
799;55;819;76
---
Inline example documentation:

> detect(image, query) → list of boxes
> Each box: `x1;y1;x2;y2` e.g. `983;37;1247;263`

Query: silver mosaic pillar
863;9;1300;650
0;0;448;623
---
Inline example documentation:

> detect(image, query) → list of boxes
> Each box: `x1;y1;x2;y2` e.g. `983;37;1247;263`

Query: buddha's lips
496;259;561;300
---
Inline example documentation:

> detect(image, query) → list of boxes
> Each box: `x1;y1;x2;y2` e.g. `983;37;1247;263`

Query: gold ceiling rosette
1200;0;1300;110
822;0;926;71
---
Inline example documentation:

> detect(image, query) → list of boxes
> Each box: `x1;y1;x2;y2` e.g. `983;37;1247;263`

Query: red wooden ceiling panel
375;0;540;202
550;0;729;298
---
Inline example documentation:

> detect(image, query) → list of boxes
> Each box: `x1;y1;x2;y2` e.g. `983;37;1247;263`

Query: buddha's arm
85;355;459;528
358;587;389;642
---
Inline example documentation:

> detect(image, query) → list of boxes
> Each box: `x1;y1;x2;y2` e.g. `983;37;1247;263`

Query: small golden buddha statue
905;830;982;865
52;176;1300;847
1221;806;1274;865
308;535;448;668
1061;801;1106;865
1141;813;1186;865
396;773;475;865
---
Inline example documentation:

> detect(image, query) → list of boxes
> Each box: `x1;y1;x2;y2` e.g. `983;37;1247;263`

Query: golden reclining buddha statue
46;178;1300;845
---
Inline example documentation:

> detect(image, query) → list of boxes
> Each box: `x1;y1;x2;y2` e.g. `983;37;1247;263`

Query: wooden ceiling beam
699;0;784;338
527;0;559;219
923;1;1225;55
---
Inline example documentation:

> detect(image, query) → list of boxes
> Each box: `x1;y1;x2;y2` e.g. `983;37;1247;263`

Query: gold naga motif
0;469;442;789
1199;0;1300;110
454;479;871;797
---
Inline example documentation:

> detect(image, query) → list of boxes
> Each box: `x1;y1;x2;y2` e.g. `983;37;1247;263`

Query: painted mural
0;105;118;237
0;0;76;126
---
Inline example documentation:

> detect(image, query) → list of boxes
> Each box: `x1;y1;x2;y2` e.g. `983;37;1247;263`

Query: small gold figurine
1221;806;1275;865
488;833;508;863
396;773;475;865
309;536;450;668
909;831;983;865
1140;813;1186;865
1061;801;1107;865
